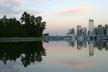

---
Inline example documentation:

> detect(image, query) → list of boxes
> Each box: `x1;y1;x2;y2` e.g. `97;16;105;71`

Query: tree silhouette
0;42;46;67
20;12;46;37
0;12;46;37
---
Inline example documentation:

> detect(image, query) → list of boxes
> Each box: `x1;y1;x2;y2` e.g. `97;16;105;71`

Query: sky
0;0;108;35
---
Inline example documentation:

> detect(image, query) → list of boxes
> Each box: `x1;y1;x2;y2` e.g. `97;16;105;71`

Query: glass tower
89;19;94;36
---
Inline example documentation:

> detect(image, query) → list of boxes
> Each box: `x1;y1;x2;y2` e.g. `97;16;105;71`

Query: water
0;40;108;72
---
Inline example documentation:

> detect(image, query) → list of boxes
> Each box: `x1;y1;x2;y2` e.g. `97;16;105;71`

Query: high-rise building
67;28;76;40
77;25;81;36
81;28;87;36
67;28;75;35
89;19;94;36
104;24;108;36
77;25;87;37
96;25;104;36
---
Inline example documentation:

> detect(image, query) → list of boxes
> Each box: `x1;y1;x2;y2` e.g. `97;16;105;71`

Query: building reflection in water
0;42;46;67
88;41;94;56
68;40;75;47
67;40;108;56
77;40;87;50
94;41;108;51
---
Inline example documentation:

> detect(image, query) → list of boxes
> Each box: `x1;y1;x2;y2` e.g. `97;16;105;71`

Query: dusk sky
0;0;108;35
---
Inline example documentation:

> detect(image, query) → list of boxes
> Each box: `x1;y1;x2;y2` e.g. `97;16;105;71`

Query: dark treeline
0;12;46;37
0;42;46;67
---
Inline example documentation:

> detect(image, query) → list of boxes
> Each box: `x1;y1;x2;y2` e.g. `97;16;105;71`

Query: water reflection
67;40;108;56
0;42;46;67
94;41;108;51
88;41;94;56
0;40;108;68
77;40;87;50
68;40;75;47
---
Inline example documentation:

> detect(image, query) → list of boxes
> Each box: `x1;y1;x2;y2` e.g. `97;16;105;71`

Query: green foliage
0;12;46;37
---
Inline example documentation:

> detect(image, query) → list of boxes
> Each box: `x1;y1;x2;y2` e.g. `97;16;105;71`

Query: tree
0;12;46;37
20;12;46;37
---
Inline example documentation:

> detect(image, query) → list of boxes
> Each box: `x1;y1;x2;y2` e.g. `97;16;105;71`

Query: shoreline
0;37;43;42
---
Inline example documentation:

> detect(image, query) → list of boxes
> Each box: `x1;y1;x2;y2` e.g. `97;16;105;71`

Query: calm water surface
0;41;108;72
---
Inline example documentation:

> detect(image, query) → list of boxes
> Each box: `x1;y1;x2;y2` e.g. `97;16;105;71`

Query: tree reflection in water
0;41;46;67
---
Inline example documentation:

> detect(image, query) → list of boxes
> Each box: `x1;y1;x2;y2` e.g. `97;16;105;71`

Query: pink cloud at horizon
61;7;92;14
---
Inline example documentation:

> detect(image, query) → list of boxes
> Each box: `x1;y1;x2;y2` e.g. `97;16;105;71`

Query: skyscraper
89;19;94;36
77;25;81;36
67;28;75;35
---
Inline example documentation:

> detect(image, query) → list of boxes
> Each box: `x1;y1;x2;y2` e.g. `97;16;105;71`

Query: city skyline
0;0;108;35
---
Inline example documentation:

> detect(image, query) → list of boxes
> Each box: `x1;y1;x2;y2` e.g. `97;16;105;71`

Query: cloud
0;0;21;7
61;7;92;14
0;0;44;15
0;0;22;14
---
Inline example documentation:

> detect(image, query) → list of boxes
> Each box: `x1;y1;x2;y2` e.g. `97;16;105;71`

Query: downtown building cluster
67;19;108;40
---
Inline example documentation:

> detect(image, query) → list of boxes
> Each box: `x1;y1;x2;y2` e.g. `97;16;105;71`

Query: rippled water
0;41;108;72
